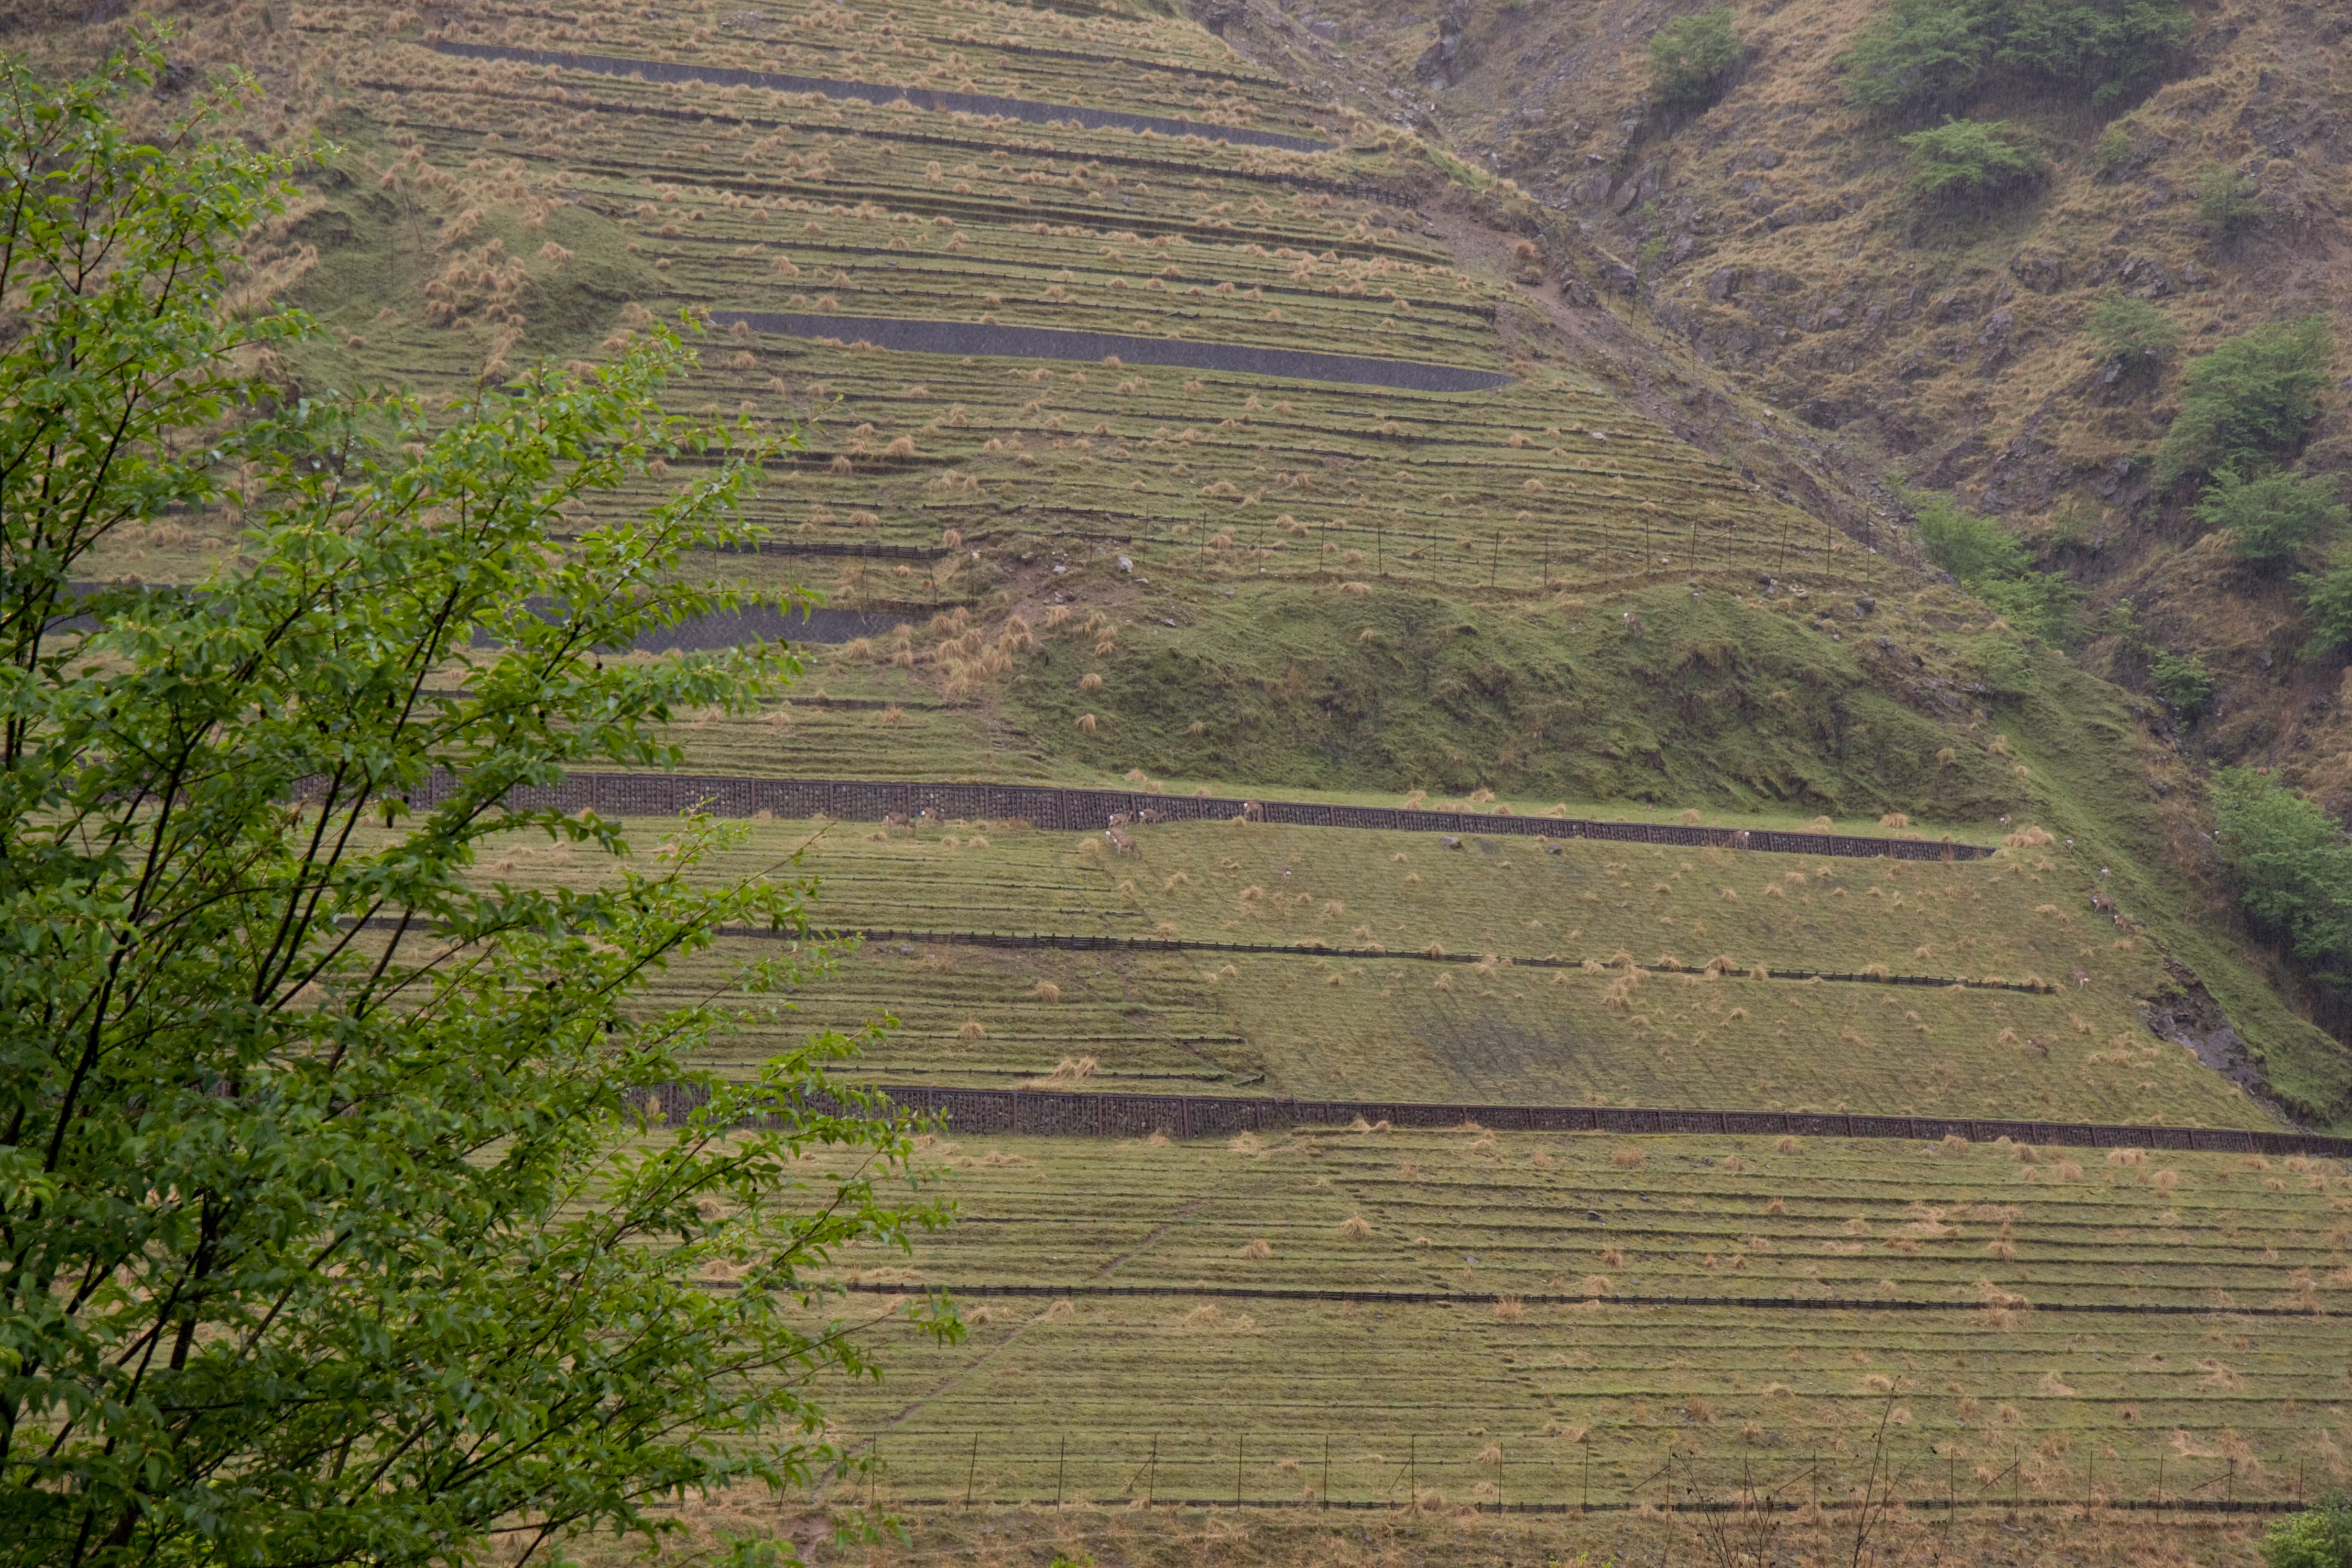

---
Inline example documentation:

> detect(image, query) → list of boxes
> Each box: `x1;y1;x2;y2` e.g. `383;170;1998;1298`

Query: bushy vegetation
1899;117;2041;201
2083;291;2180;375
2196;163;2266;237
1909;490;2080;641
1845;0;2187;117
2295;545;2352;661
2213;769;2352;980
2265;1492;2352;1568
2154;314;2336;486
1647;4;1744;111
2196;467;2347;569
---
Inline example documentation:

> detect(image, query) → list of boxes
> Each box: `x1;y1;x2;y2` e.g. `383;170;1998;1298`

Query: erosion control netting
629;1081;2352;1159
428;42;1335;152
397;771;1994;862
712;312;1513;393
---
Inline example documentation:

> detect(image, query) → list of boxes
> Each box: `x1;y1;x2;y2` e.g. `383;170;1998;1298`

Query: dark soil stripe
632;1081;2351;1159
428;42;1334;152
826;1280;2339;1318
400;773;1995;862
794;926;2054;995
714;311;1511;393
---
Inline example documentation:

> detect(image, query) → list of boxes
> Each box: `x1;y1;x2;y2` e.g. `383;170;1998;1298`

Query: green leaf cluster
2154;314;2335;486
2083;291;2181;371
0;40;956;1567
2212;772;2352;980
1844;0;2186;116
1899;118;2042;201
2195;163;2266;236
2146;649;2213;716
1647;4;1745;111
1908;489;2081;643
2196;467;2346;568
2264;1491;2352;1568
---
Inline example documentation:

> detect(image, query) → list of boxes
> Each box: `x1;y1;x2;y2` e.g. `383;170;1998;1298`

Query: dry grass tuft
1020;1055;1097;1088
1492;1297;1523;1323
1237;1238;1272;1260
1338;1213;1375;1239
1611;1145;1646;1169
1030;980;1062;1003
1774;1136;1799;1155
958;1019;988;1043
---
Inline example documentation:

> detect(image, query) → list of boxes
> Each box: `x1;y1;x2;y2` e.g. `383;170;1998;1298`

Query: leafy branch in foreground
0;39;955;1568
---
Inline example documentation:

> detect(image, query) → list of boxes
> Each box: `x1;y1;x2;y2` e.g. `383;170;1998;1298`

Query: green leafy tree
2296;542;2352;661
1908;489;2082;642
0;42;954;1568
1899;117;2043;201
2212;771;2352;978
1996;0;2188;105
2196;467;2347;568
2264;1491;2352;1568
1843;0;1994;117
2155;314;2336;486
1648;4;1744;111
2084;290;2180;375
2195;162;2266;236
2146;649;2213;717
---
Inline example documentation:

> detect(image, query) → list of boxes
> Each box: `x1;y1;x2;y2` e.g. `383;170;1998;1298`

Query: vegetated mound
1225;0;2352;792
30;0;2348;1121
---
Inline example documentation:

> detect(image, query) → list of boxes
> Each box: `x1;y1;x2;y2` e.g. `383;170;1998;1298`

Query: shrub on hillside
2154;314;2335;486
2212;771;2352;981
2195;163;2266;237
1995;0;2189;105
1648;4;1744;111
2295;544;2352;661
2196;467;2346;569
1844;0;2186;118
2083;291;2180;377
2263;1490;2352;1568
1899;118;2041;202
2146;649;2213;717
1843;0;1994;117
1909;489;2081;642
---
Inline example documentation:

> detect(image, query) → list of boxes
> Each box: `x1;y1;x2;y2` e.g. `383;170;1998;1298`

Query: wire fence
816;1428;2321;1519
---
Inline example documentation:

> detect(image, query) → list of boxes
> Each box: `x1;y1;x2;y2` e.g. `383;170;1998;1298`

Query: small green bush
1648;5;1744;111
1996;0;2189;105
1843;0;1993;117
2154;314;2335;486
2146;649;2212;716
2214;775;2352;979
2084;291;2180;372
2195;164;2265;236
1843;0;2185;117
2263;1491;2352;1568
2196;467;2346;568
1910;489;2080;642
2297;543;2352;661
1899;118;2041;200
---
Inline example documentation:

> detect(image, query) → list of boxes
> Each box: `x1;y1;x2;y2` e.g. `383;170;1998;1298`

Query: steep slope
13;0;2346;1120
1219;0;2352;788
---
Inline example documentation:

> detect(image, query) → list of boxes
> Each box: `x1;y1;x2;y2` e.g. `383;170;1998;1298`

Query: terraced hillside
19;0;2352;1557
782;1126;2352;1517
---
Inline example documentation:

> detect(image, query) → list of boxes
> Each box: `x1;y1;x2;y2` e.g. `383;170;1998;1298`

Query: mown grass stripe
427;42;1335;152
